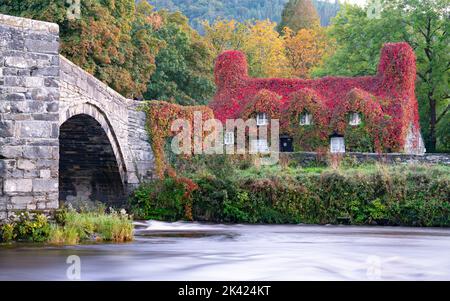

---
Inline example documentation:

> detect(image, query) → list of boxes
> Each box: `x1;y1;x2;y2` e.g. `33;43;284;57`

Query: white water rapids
1;221;449;280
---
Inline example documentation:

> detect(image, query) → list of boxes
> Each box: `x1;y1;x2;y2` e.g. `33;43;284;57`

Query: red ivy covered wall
209;42;424;154
146;101;215;178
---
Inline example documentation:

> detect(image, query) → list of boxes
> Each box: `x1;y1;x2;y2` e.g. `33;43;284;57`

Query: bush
48;209;134;245
0;209;134;245
130;164;450;227
129;177;187;221
0;212;51;243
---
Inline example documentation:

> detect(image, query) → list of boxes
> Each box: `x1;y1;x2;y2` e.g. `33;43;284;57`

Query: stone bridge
0;14;154;219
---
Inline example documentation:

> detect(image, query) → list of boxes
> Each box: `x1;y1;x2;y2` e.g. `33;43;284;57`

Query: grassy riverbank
0;208;133;245
130;159;450;227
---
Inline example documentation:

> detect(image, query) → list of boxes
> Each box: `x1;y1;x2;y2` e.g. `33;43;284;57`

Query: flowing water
1;221;449;280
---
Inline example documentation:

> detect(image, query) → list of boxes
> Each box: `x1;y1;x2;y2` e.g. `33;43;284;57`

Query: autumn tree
316;1;449;152
204;19;289;78
202;19;247;57
243;20;289;78
277;0;320;32
144;10;216;105
0;0;163;99
283;27;330;78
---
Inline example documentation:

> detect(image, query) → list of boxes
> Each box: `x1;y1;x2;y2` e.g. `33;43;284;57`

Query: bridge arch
1;14;154;219
59;103;128;206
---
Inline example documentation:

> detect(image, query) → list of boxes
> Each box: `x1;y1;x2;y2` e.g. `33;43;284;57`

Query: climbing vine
210;43;421;153
285;89;329;152
241;89;282;120
330;88;386;153
144;100;214;178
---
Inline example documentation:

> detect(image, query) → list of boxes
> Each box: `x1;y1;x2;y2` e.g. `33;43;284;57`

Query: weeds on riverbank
0;208;134;245
129;161;450;226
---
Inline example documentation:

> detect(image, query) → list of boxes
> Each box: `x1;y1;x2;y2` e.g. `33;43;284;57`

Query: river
1;221;449;280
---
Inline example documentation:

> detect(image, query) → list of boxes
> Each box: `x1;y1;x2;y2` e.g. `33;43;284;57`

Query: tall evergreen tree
277;0;320;32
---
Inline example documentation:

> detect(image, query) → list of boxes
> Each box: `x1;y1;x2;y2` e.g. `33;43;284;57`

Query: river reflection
1;221;449;280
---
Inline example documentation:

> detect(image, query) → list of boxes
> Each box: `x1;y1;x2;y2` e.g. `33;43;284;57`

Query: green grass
1;209;134;245
49;210;134;245
130;160;450;226
231;163;450;181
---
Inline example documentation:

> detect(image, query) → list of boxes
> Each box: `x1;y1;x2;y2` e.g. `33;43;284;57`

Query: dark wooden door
280;136;293;152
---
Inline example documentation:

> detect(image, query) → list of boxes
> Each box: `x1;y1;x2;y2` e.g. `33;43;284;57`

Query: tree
144;10;216;105
313;4;402;77
149;0;340;32
315;1;449;152
204;19;289;78
386;0;449;153
277;0;320;32
243;20;289;78
283;26;330;78
202;19;247;57
0;0;163;99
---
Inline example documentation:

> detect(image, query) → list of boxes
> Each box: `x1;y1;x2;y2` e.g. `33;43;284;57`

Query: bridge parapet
0;14;60;219
1;14;153;219
59;56;154;192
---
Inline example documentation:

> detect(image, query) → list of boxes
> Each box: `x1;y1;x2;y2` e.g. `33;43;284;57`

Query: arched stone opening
59;114;126;207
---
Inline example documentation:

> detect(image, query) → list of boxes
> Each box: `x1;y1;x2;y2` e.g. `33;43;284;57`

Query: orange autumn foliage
145;101;215;179
283;26;329;79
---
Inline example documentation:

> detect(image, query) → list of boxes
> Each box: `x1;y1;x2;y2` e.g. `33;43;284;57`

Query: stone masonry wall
283;152;450;166
1;13;154;220
59;56;154;194
0;14;60;219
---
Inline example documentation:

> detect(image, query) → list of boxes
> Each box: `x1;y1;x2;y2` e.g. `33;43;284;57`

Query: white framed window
251;139;269;153
330;137;345;153
256;112;269;126
349;112;361;126
224;131;235;145
300;112;312;125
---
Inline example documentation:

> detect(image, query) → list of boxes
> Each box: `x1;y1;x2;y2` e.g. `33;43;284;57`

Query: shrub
129;177;188;221
0;212;51;243
130;163;450;227
57;209;134;243
0;223;15;242
0;209;134;245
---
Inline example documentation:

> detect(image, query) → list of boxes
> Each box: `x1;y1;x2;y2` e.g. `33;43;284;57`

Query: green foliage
0;212;51;243
130;163;450;226
129;177;186;221
0;209;134;244
315;1;449;152
0;0;163;99
278;0;320;32
0;223;15;242
345;121;375;152
149;0;340;32
48;209;134;245
145;11;216;105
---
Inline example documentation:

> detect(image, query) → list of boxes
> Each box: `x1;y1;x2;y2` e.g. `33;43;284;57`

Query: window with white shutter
349;112;361;126
256;112;268;126
251;139;269;153
330;137;345;153
300;112;312;125
224;131;234;145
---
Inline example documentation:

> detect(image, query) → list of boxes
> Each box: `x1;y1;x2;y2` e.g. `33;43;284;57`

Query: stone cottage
209;42;426;155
